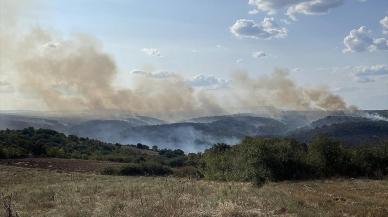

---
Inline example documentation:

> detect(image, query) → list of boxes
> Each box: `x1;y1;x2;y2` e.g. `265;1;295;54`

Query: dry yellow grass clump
1;165;388;217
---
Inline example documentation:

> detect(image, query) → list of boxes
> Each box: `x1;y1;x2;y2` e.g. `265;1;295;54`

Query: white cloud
380;16;388;34
248;0;297;15
354;76;374;83
352;64;388;83
230;18;287;39
248;0;345;20
141;48;161;57
131;70;176;79
236;58;243;64
343;26;388;53
354;64;388;76
131;70;229;89
343;26;373;53
188;74;229;89
280;19;292;25
373;37;388;50
248;9;259;15
286;0;344;20
252;51;267;58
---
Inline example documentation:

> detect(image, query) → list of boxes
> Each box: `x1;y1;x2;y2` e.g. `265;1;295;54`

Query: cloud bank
352;64;388;83
248;0;345;20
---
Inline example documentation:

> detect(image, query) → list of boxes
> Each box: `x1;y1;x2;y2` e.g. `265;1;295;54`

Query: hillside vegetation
1;128;388;186
201;136;388;185
0;128;198;177
290;120;388;146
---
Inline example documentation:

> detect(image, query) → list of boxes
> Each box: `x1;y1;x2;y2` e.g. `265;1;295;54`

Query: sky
0;0;388;113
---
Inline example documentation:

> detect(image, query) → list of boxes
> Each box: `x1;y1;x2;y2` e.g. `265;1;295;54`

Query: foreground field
1;164;388;217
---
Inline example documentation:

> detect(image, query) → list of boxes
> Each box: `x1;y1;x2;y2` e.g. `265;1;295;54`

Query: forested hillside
0;128;200;176
1;128;388;186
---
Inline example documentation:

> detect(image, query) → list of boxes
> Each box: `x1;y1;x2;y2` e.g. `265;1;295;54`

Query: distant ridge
1;110;387;151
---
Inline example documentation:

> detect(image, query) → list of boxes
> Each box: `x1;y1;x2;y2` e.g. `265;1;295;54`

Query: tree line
1;127;387;185
0;127;196;175
200;136;388;185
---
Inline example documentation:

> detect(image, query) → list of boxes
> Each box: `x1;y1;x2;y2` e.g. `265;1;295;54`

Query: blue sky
2;0;388;110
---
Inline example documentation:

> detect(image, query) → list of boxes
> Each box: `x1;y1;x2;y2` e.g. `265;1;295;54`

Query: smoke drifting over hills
1;0;353;120
231;70;350;112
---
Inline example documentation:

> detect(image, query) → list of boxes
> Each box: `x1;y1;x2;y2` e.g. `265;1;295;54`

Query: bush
119;163;146;175
200;143;232;181
173;166;202;178
101;166;120;175
167;156;187;167
0;148;4;158
0;145;27;158
46;147;65;158
119;162;173;176
142;162;173;176
307;135;346;177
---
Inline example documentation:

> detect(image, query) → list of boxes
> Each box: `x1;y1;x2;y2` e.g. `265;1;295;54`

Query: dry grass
0;165;387;217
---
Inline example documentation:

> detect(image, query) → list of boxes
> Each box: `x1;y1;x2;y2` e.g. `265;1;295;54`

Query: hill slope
1;111;388;150
289;119;388;146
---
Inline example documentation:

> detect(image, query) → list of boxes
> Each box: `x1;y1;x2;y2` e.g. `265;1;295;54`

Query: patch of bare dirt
0;158;125;173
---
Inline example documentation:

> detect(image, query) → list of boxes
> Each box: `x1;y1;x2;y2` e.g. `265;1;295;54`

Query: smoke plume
0;0;353;120
229;69;351;112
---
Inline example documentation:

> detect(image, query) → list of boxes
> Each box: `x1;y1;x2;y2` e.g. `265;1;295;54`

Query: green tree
307;134;346;177
200;143;232;180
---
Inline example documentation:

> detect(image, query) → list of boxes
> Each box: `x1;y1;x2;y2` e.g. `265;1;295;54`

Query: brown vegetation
1;164;387;217
0;158;125;173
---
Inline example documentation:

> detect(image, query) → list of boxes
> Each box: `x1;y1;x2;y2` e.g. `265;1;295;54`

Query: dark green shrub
307;135;346;177
167;156;186;167
119;163;145;175
200;143;232;181
0;148;5;158
101;166;120;175
173;166;202;178
119;162;172;176
46;147;65;158
141;162;173;176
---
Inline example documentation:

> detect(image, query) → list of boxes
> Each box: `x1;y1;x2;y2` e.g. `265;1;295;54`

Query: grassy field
1;164;388;217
